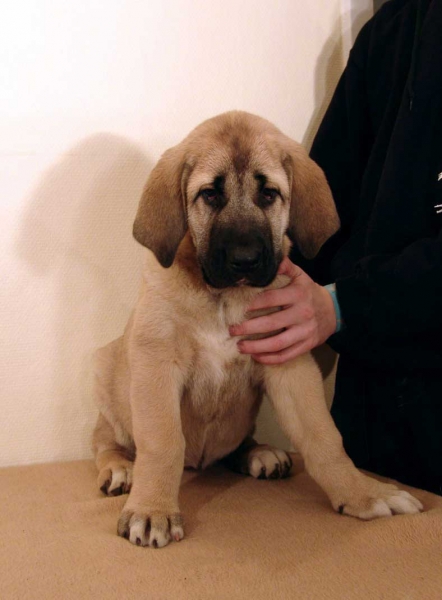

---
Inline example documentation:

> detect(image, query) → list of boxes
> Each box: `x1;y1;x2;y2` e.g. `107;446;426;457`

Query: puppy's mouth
200;258;280;290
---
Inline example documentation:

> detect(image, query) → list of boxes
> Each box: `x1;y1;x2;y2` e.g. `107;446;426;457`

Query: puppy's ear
133;143;190;267
283;140;340;259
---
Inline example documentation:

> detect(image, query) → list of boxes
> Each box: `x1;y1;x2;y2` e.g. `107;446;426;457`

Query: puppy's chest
191;326;250;390
183;334;258;452
179;291;264;416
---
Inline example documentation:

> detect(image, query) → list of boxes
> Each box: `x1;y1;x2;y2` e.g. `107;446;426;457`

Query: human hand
229;257;337;364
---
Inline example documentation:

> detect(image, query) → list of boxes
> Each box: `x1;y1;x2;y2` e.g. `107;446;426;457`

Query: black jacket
293;0;442;371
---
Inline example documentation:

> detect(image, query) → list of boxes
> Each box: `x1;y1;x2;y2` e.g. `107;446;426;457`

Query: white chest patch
194;328;244;387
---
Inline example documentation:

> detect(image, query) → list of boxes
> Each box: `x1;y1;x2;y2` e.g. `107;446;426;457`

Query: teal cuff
324;283;344;333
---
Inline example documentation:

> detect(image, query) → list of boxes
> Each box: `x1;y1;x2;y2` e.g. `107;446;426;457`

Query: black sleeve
336;230;442;337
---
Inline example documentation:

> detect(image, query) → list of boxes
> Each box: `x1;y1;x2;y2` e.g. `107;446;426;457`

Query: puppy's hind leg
93;337;135;496
93;414;135;496
223;436;293;480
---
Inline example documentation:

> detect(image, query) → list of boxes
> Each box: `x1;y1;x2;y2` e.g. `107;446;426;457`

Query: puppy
93;111;423;548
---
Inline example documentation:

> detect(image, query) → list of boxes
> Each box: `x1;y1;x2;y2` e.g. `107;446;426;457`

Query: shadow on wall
302;14;344;152
347;3;373;53
302;4;372;151
16;134;152;460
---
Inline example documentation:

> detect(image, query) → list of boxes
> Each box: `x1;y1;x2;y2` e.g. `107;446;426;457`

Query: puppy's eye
201;189;223;208
258;188;279;208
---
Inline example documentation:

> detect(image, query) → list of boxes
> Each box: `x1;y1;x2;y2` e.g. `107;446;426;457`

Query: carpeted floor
1;456;441;599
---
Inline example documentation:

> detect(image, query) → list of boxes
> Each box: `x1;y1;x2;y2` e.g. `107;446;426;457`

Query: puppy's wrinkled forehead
185;119;290;201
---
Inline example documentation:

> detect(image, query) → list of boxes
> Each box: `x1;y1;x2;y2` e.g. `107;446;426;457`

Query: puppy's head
133;111;339;288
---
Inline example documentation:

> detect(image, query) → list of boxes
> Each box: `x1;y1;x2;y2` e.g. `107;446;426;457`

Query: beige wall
0;0;372;466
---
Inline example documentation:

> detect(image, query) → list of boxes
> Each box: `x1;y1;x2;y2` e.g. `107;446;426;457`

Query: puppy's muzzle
202;227;278;289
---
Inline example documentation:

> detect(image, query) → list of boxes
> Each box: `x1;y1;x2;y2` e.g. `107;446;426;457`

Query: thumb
277;257;303;280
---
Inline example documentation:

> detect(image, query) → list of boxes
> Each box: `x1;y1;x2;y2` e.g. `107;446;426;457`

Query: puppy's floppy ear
283;140;340;259
133;142;190;267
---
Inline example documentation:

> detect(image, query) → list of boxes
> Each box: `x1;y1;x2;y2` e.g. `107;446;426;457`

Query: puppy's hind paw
98;462;133;496
248;446;293;480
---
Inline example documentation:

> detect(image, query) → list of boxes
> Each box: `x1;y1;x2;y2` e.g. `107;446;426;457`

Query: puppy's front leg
264;353;423;519
118;350;185;548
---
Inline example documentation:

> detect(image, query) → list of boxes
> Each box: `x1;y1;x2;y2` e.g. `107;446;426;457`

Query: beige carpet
1;457;441;599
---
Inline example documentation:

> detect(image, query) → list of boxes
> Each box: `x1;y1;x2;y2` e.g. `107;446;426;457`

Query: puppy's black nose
227;244;262;272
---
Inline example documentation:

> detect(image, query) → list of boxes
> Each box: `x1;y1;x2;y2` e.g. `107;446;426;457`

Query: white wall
0;0;372;466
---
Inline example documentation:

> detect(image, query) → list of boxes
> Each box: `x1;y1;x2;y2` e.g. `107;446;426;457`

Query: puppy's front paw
117;508;184;548
335;478;423;520
248;446;292;479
